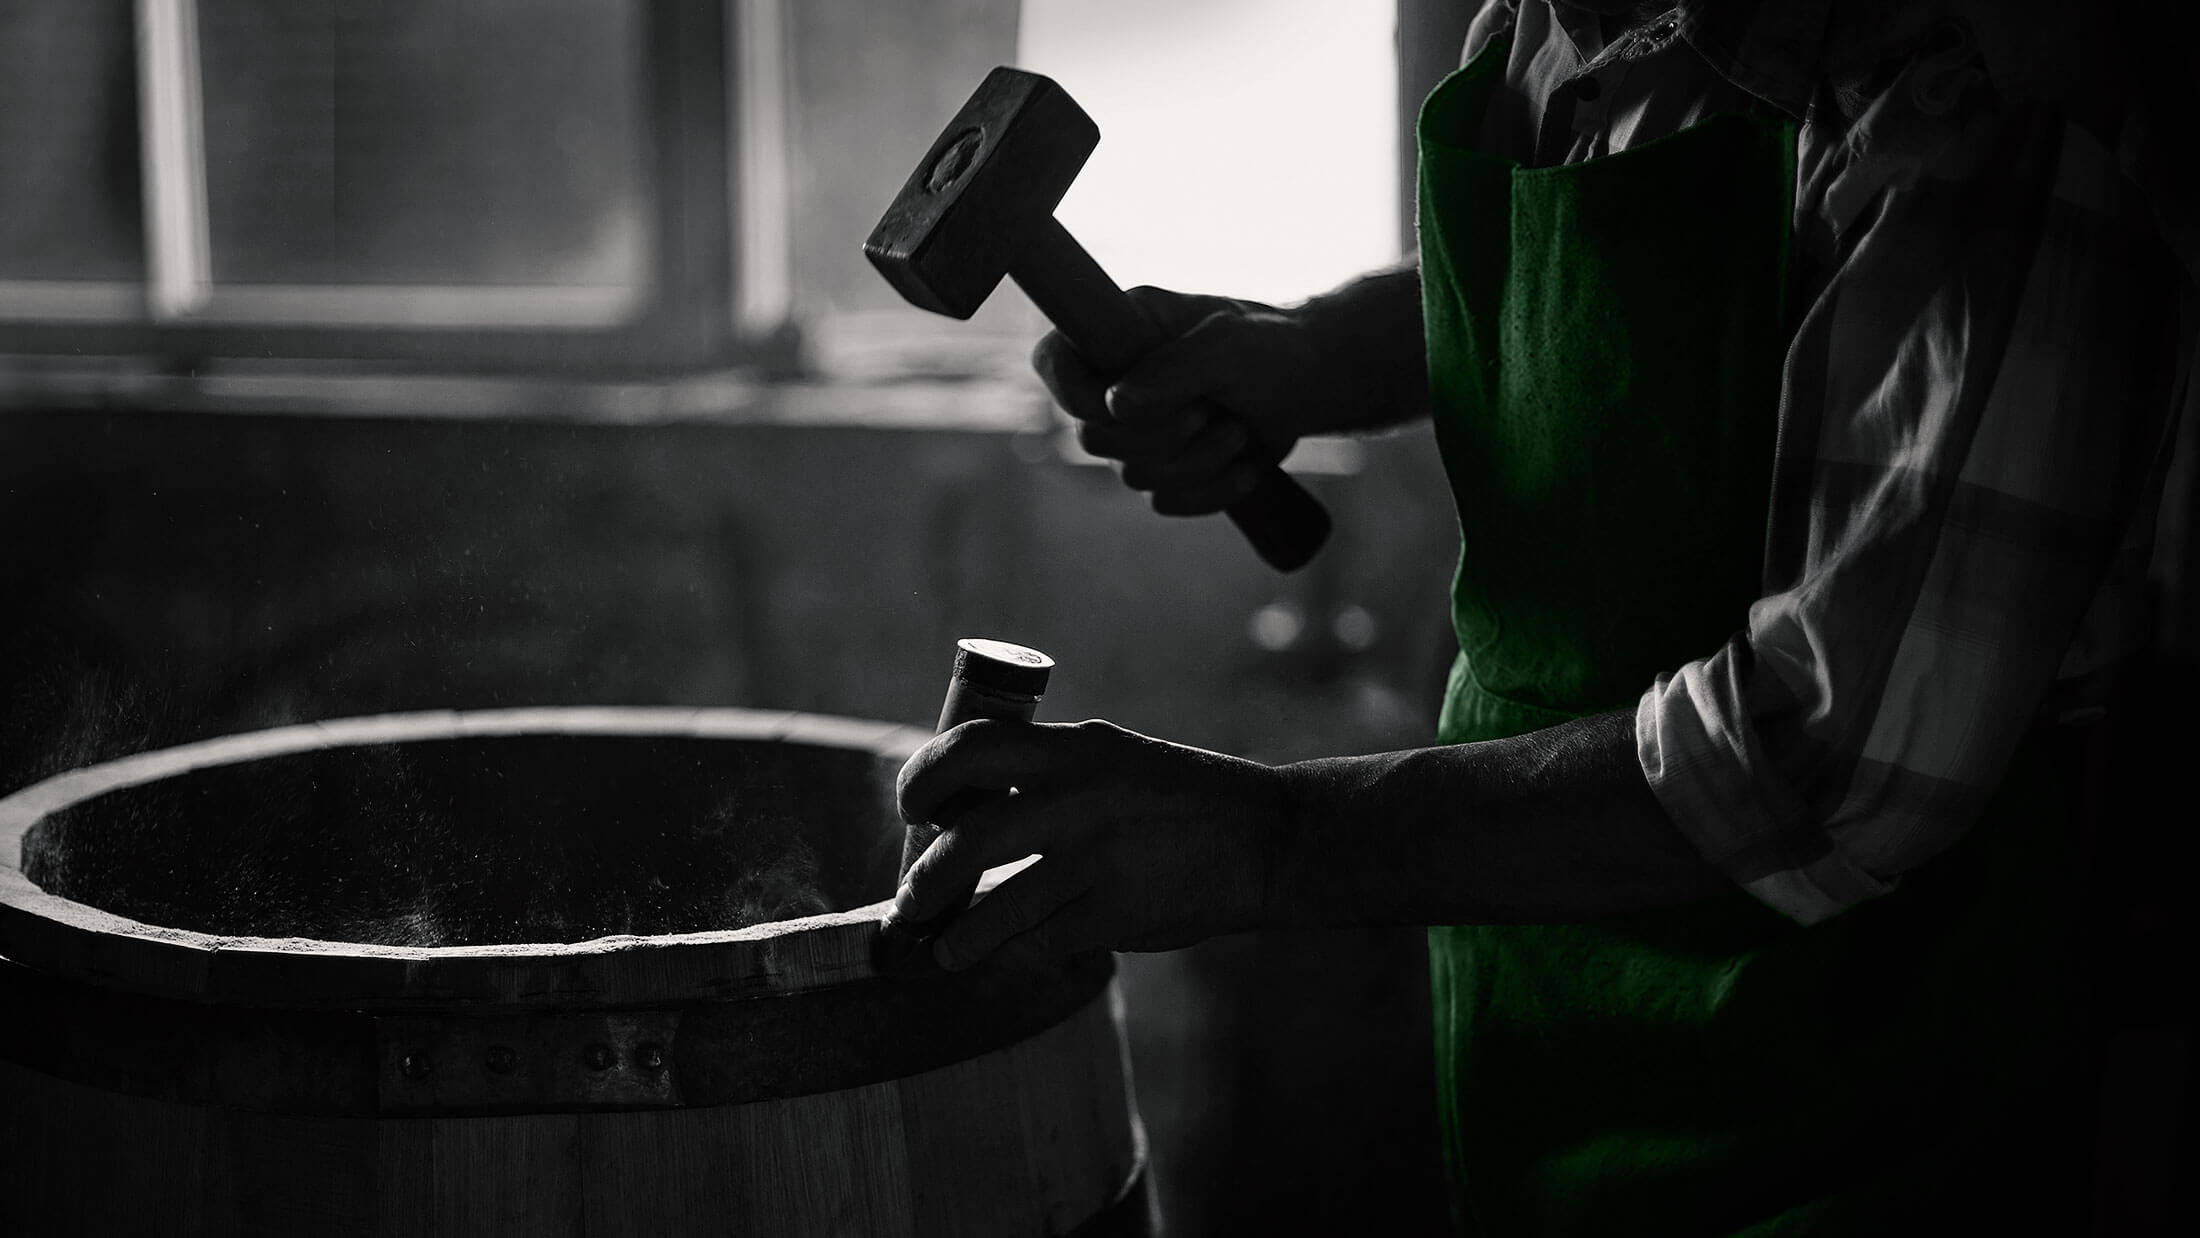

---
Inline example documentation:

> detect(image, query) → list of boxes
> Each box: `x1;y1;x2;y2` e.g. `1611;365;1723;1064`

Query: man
886;1;2194;1231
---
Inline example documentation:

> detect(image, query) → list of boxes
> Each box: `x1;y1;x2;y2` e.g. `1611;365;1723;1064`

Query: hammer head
864;67;1099;319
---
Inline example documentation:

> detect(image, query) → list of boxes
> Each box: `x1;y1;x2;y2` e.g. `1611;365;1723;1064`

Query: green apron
1419;42;2097;1236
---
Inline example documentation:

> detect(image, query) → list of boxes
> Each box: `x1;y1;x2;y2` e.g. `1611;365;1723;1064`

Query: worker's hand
1034;287;1326;516
887;717;1294;970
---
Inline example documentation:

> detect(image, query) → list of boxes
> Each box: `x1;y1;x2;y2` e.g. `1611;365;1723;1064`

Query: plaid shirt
1454;1;2195;924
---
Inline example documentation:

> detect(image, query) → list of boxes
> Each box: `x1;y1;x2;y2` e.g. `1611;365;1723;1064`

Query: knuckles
1031;332;1109;421
1192;309;1250;350
980;879;1032;936
1075;418;1121;458
897;717;1141;825
1151;487;1227;517
893;718;997;822
1066;717;1129;747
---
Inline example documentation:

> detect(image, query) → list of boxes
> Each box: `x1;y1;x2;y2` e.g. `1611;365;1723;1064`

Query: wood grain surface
0;989;1145;1235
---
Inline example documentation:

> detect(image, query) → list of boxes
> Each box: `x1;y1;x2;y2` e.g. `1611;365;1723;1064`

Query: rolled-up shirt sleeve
1638;63;2189;925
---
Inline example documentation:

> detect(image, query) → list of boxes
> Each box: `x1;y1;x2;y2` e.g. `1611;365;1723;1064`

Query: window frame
0;0;795;377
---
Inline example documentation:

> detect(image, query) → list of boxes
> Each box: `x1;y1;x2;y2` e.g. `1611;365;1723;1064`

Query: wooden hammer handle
1009;216;1332;572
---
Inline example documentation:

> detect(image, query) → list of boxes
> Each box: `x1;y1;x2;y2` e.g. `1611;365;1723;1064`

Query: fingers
1032;287;1255;439
1030;285;1233;429
883;714;1266;971
895;719;1025;827
1042;327;1219;470
1035;296;1291;522
1144;437;1267;516
1031;286;1221;423
1115;412;1247;492
891;720;1116;930
984;892;1177;970
1103;307;1253;423
893;793;1051;925
895;718;1119;828
1081;406;1268;517
1074;403;1209;463
1031;331;1112;424
895;780;1122;927
1122;284;1238;336
930;856;1092;971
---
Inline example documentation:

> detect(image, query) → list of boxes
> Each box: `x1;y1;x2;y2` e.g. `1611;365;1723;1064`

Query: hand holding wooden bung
864;66;1332;572
877;638;1053;972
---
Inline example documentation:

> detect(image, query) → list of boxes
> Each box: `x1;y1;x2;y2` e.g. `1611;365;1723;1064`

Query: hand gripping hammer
863;67;1332;572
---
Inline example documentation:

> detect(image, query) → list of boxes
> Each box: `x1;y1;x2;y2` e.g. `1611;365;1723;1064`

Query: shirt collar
1671;0;1834;119
1544;0;1835;119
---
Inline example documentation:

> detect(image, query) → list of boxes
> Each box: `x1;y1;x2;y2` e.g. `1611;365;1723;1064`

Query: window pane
0;0;144;282
198;0;655;291
1017;0;1399;306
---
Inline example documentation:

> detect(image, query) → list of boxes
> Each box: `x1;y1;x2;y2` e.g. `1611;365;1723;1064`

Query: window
0;0;792;373
1009;0;1400;474
1017;0;1400;306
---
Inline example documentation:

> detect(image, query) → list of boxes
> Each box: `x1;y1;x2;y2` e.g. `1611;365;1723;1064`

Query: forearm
1287;263;1430;435
1266;709;1731;927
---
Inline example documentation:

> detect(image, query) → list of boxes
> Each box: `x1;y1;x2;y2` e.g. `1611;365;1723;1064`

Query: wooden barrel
0;708;1151;1236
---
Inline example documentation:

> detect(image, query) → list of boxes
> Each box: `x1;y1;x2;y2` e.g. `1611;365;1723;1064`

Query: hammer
864;67;1332;572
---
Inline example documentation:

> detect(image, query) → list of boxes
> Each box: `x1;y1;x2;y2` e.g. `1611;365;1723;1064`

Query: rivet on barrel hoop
635;1043;666;1072
400;1053;432;1081
483;1045;518;1075
583;1043;616;1072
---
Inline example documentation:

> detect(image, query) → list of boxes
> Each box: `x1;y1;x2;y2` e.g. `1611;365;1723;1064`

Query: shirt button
1571;75;1602;101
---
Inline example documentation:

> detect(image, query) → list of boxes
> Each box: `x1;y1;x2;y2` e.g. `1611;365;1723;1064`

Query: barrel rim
0;707;933;1009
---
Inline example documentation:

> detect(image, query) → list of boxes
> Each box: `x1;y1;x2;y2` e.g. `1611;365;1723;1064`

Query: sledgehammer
863;67;1332;572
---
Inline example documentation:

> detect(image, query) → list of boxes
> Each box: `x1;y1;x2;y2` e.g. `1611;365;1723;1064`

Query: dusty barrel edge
0;706;932;1009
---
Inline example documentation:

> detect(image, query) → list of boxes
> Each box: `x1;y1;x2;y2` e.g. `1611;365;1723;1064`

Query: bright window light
1016;0;1400;308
